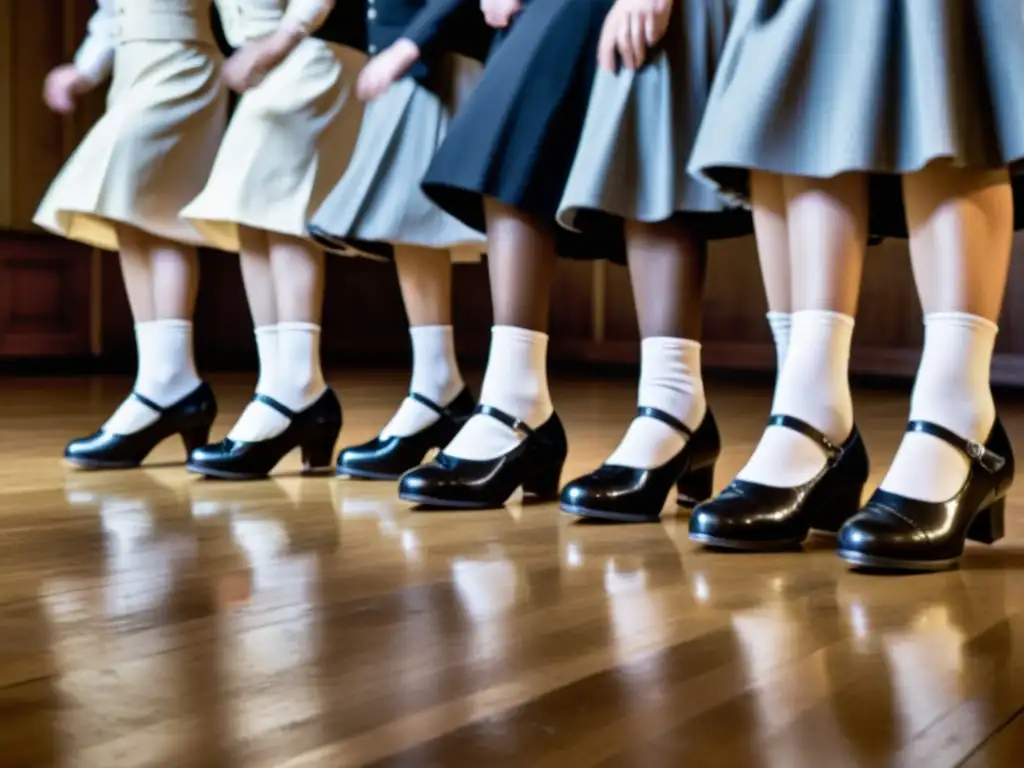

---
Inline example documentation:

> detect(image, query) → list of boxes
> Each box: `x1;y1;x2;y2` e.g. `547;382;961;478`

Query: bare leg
751;171;793;371
737;173;867;487
603;218;708;469
879;161;1012;501
103;224;202;434
380;246;467;438
228;233;327;442
442;198;557;460
238;225;277;394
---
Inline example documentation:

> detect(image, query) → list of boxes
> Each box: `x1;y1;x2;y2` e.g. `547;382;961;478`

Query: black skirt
421;0;626;261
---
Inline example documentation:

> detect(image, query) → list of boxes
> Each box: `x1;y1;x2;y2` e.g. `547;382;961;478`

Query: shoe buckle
967;440;1006;474
508;416;531;439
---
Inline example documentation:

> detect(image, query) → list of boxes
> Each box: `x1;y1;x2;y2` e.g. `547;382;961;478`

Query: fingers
597;13;619;72
631;11;647;66
616;12;634;70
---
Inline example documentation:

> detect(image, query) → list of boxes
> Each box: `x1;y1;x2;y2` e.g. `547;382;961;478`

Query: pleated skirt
557;0;751;243
34;41;227;251
308;55;485;262
687;0;1024;237
182;40;366;253
421;0;618;242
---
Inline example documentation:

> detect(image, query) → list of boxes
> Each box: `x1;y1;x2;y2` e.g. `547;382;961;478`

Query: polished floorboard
2;371;1024;767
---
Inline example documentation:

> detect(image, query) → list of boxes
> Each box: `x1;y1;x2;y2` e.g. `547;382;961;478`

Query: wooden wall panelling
0;0;93;358
0;0;13;229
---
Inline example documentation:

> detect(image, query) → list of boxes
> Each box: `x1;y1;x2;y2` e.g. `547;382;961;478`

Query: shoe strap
637;406;693;438
409;391;458;422
473;404;535;438
131;391;166;414
767;414;842;458
253;393;297;420
906;420;1006;474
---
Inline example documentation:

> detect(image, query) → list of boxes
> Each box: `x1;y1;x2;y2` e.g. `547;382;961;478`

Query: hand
355;39;421;101
223;31;293;93
481;0;521;29
43;64;92;115
598;0;673;72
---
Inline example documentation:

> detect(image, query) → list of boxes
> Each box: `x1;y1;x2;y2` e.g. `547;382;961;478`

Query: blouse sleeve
401;0;476;52
282;0;336;36
73;0;117;85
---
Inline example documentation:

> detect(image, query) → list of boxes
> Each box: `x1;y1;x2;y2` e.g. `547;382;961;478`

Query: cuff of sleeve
73;52;111;86
279;15;315;38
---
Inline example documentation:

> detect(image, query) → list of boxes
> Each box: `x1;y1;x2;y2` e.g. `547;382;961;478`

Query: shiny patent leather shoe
560;407;721;523
187;388;342;480
64;382;217;470
837;418;1015;572
689;415;870;550
336;389;475;480
398;405;568;510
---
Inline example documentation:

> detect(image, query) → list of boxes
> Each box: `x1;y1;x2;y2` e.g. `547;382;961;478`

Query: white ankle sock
443;325;553;460
767;311;792;374
604;337;706;469
380;325;465;439
253;324;279;395
228;321;327;442
737;310;855;487
103;320;202;435
879;312;998;502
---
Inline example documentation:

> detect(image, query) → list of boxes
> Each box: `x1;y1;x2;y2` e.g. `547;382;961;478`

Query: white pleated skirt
182;39;366;252
34;41;227;251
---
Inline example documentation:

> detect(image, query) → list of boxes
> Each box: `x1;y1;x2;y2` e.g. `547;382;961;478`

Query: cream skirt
34;41;226;251
182;39;366;253
308;55;485;262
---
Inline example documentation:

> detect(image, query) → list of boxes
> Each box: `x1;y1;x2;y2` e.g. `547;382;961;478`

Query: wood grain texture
0;372;1023;766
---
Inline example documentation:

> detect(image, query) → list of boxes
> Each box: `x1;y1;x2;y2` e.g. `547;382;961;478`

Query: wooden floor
2;371;1024;767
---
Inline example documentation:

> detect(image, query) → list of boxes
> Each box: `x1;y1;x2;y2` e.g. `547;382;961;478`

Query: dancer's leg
442;198;557;460
604;218;707;469
751;171;793;371
879;161;1012;501
104;224;202;434
379;246;467;438
229;232;327;441
737;173;867;487
225;226;281;440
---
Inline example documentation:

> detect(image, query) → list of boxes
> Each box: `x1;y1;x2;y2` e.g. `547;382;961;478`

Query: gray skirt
308;55;486;262
558;0;751;241
687;0;1024;237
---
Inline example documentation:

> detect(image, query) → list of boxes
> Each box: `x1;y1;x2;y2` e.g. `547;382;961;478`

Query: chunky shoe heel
561;409;721;523
677;464;716;507
838;418;1015;572
188;389;343;480
690;415;871;550
398;406;569;510
522;460;564;500
336;389;475;480
64;382;218;470
181;425;212;455
301;427;342;474
967;499;1006;545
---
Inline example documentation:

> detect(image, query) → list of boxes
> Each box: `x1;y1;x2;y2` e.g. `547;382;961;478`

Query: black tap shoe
398;405;568;510
837;418;1014;572
187;388;342;480
64;382;218;470
689;415;870;550
336;389;475;480
560;407;721;523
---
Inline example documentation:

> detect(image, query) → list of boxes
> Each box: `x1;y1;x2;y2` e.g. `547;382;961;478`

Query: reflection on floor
1;371;1024;767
